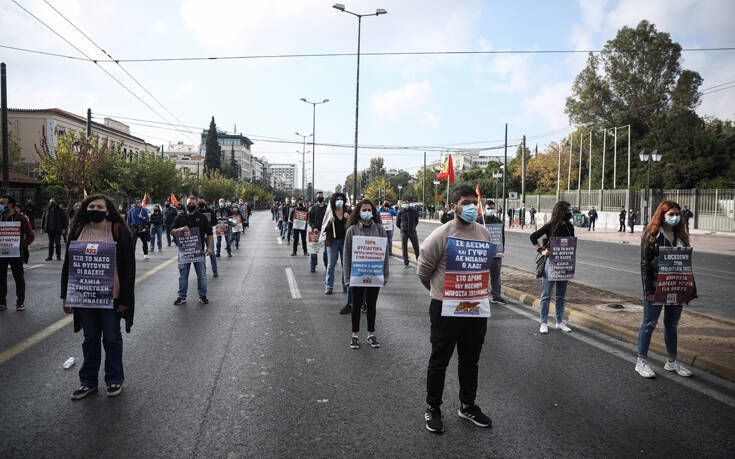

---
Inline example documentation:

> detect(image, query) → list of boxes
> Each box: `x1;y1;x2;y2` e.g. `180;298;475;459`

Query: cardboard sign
380;213;394;231
349;235;387;287
308;231;323;254
441;237;495;318
215;222;230;236
230;216;243;233
547;237;577;281
655;247;696;305
293;210;308;230
485;223;503;254
66;241;116;309
0;221;21;258
175;227;205;264
277;209;283;221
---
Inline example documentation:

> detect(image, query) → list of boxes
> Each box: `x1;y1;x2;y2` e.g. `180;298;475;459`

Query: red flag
436;155;454;184
170;192;179;207
141;192;148;208
476;184;482;216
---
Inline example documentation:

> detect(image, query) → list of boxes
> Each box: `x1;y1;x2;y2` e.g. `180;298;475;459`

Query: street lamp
295;131;312;194
639;149;662;225
332;3;387;207
492;170;502;199
299;98;329;203
398;185;403;203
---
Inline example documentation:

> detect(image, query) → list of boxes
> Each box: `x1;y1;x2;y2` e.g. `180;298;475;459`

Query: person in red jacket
0;195;35;311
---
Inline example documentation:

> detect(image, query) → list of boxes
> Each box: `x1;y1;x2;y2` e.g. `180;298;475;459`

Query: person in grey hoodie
343;199;390;350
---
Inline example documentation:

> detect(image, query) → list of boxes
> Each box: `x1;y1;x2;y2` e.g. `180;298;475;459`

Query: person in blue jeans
149;205;164;252
307;192;328;272
378;200;397;256
323;192;353;314
636;200;694;379
530;201;574;334
173;196;214;305
197;199;218;277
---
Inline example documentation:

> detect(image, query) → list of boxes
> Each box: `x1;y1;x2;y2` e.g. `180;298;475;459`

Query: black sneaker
425;407;444;433
106;384;123;397
216;253;221;258
367;335;380;348
174;297;186;305
213;271;218;278
71;386;97;400
45;257;52;261
310;267;316;273
227;253;232;257
199;296;209;304
339;304;352;315
350;336;360;349
491;297;507;304
458;404;492;428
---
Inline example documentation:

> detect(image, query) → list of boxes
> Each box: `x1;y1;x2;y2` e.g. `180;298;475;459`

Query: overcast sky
2;0;734;190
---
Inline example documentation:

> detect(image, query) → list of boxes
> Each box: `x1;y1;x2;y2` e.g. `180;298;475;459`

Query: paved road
1;212;734;458
409;221;735;320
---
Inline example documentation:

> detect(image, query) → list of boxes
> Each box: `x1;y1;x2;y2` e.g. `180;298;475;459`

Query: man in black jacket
290;198;309;257
163;203;178;246
42;198;67;261
197;199;218;277
172;196;213;304
307;192;328;272
588;206;598;231
618;206;626;232
397;200;420;268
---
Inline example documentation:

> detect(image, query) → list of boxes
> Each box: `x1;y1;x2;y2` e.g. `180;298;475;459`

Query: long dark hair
644;200;689;247
347;199;380;227
330;192;347;213
549;201;571;237
71;194;126;236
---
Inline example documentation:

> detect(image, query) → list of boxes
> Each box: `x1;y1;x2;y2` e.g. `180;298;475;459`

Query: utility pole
502;123;507;225
86;108;91;138
578;131;582;191
601;129;606;190
556;138;561;197
1;63;8;194
588;131;592;192
627;125;631;188
422;151;426;210
568;132;573;191
613;126;617;189
521;135;526;205
161;144;164;160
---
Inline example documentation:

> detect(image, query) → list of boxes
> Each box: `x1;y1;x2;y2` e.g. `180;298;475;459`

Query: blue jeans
281;222;289;239
539;263;568;324
178;260;207;298
77;307;124;387
150;225;163;250
165;225;173;246
216;233;231;255
325;239;346;292
231;231;241;249
386;230;393;255
208;250;217;273
637;300;683;358
310;250;328;270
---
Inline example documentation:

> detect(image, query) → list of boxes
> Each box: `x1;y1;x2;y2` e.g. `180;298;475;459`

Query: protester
344;199;389;349
477;200;506;305
378;200;398;256
588;206;598;231
230;203;243;250
163;202;178;247
628;208;637;233
519;203;526;229
324;192;351;313
42;198;67;261
172;197;213;304
0;195;34;311
281;200;291;240
198;198;218;277
286;198;296;243
24;199;36;229
636;200;694;379
126;199;150;260
440;205;454;224
417;184;493;434
530;201;575;334
397;200;420;268
61;194;135;400
307;191;328;273
214;198;232;258
290;198;308;256
529;206;537;225
149;205;164;252
682;206;694;232
619;206;626;232
507;207;514;228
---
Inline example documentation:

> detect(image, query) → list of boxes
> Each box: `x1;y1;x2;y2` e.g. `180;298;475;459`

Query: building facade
270;163;296;192
163;142;203;177
200;130;253;181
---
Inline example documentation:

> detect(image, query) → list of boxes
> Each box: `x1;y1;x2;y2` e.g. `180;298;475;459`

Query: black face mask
317;197;324;203
50;202;57;208
198;203;205;209
564;212;572;221
88;210;106;223
165;204;170;208
187;204;197;212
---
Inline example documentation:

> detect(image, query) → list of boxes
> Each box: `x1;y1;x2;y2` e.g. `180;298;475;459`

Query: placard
175;227;205;264
547;237;577;281
202;212;212;223
349;235;387;287
0;221;21;258
441;237;495;317
293;210;308;230
485;223;503;254
308;231;323;254
66;241;116;309
230;215;243;233
215;222;230;236
380;213;394;231
655;247;696;305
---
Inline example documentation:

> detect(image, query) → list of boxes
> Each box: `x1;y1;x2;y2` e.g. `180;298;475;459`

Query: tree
363;177;396;203
227;146;239;181
200;169;238;202
334;184;343;194
204;116;221;172
125;152;183;201
368;157;386;178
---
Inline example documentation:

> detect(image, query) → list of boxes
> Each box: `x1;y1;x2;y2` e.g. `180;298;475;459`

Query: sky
1;0;734;191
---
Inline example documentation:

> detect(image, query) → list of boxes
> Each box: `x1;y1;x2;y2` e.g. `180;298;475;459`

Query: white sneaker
144;254;149;260
635;359;656;378
539;323;549;334
556;322;572;333
664;360;693;377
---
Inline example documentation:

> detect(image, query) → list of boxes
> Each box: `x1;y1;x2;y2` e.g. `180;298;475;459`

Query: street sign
509;192;518;199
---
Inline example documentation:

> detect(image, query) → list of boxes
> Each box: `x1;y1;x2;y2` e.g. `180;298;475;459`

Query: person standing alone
42;198;67;261
587;206;598;231
396;200;420;268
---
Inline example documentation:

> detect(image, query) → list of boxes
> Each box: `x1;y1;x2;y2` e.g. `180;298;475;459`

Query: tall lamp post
299;98;329;203
295;131;312;196
398;185;403;203
492;170;502;200
332;3;387;206
639;149;662;226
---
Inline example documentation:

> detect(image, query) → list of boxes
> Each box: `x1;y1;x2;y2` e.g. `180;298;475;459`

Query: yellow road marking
0;255;178;365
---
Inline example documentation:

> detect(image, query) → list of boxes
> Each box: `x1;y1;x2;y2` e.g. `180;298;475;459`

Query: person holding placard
417;184;494;434
61;194;135;400
230;203;244;250
343;199;389;349
636;200;695;379
290;199;309;257
307;192;328;273
198;198;218;277
172;197;213;305
214;199;233;258
324;193;353;315
530;201;575;334
0;196;34;311
477;200;506;305
378;201;397;256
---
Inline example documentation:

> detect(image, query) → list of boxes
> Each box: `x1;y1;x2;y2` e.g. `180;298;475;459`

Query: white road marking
285;267;301;299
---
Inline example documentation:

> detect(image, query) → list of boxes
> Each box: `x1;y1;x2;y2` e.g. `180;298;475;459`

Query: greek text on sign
0;221;21;258
547;237;577;281
175;227;205;264
380;213;394;231
308;231;324;254
349;235;387;287
293;210;308;230
66;241;116;309
655;247;696;305
485;223;503;254
441;237;496;318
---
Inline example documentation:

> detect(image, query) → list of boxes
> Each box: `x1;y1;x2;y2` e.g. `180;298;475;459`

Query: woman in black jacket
530;201;574;334
636;200;693;379
149;204;164;252
61;194;136;400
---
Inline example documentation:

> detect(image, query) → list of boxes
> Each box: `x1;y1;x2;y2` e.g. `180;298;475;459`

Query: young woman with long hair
529;201;575;334
636;200;694;378
324;192;352;312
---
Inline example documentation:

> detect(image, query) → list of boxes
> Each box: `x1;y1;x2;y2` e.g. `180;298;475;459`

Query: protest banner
349;235;387;287
485;223;503;254
65;241;116;309
215;222;230;236
202;212;212;223
0;221;21;258
441;237;495;317
380;213;394;232
293;210;308;230
308;231;323;254
175;227;205;264
230;216;243;233
655;247;696;305
546;237;577;281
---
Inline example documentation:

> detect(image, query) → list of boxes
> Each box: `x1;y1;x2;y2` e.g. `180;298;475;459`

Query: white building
163;142;203;177
270;163;296;192
200;130;254;181
427;151;505;174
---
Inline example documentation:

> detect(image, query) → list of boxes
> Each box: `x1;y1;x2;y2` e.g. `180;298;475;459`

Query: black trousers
0;257;25;305
426;299;487;408
292;229;307;253
588;218;596;230
351;286;380;333
287;223;293;243
619;220;625;232
133;231;149;255
47;230;62;258
401;231;420;266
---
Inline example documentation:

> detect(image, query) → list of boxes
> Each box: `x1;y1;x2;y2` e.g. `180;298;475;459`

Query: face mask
50;202;57;207
459;205;477;223
198;203;205;209
135;203;141;208
154;209;160;213
403;204;409;209
360;211;373;221
485;209;495;217
564;212;572;221
291;200;296;205
665;215;681;226
317;196;324;203
165;204;170;208
88;210;106;223
187;204;197;212
335;200;344;208
383;203;389;208
219;202;225;208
